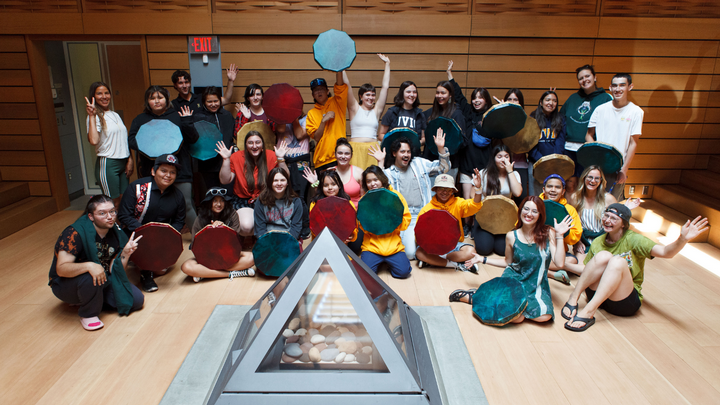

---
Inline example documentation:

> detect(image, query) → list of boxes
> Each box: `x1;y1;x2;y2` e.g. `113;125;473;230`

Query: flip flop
552;270;571;285
80;316;104;331
561;302;578;320
564;316;595;332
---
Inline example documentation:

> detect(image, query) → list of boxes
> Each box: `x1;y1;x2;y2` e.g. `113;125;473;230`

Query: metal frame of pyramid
208;228;442;405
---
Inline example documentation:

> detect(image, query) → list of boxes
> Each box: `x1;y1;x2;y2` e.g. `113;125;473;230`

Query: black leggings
472;223;506;256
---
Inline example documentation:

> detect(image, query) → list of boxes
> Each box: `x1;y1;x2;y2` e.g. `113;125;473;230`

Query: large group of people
53;58;708;333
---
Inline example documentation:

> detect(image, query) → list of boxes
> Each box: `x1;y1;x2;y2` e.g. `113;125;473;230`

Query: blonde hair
572;165;608;222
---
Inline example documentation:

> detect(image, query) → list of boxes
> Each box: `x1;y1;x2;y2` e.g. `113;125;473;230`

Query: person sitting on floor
49;194;144;331
117;154;186;293
181;187;256;283
562;203;708;332
415;172;483;273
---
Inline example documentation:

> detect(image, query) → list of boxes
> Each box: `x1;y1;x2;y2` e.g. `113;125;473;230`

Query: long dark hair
504;88;524;108
393;81;419;109
85;194;113;215
197;195;235;227
243;83;263;107
311;170;350;204
515;195;551;250
470;87;492;115
530;90;563;135
88;81;111;130
483;144;513;196
243;131;268;193
361;165;390;194
428;81;456;121
202;86;223;109
143;85;170;115
258;167;297;207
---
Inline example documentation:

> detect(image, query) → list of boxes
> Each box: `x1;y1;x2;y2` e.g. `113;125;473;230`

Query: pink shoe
81;316;104;331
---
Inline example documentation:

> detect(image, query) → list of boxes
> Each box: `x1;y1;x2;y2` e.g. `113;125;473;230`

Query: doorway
49;40;145;197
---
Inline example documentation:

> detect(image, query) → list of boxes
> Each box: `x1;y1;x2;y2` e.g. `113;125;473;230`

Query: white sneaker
417;260;427;269
229;268;256;280
193;276;202;283
455;263;479;274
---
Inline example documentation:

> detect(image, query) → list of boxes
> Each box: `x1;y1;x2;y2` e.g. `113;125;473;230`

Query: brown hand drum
414;209;461;256
236;121;276;150
191;224;242;270
132;222;184;272
475;195;518;235
503;116;540;154
532;154;575;183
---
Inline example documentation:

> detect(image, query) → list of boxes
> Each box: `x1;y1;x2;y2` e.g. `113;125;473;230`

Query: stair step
632;199;708;243
708;156;720;174
0;197;57;240
679;170;720;200
0;182;30;209
653;185;720;248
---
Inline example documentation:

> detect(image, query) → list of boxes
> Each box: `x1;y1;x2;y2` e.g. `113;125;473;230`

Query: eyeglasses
601;213;620;223
95;210;117;218
586;176;602;182
206;188;227;196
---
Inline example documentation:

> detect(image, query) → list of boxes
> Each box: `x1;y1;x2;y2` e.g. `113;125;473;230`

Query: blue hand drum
136;119;183;159
190;121;222;161
380;127;421;156
313;29;356;72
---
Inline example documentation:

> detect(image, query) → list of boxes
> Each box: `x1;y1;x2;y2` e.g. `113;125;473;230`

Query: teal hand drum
543;199;570;237
313;29;356;72
380;127;421;156
471;277;528;326
576;142;624;175
192;224;242;270
253;231;301;277
482;102;527;139
357;188;404;235
190;121;222;161
415;209;460;255
425;117;463;155
136;119;183;158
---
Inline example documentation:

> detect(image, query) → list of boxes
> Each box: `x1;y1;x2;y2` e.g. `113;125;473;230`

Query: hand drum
482;103;527;139
415;209;461;255
190;121;222;161
313;29;356;72
264;83;304;125
357;188;403;235
132;222;184;272
577;142;624;175
192;224;242;270
136;119;183;159
471;277;528;326
425;117;463;155
475;195;518;235
309;196;357;241
252;231;301;277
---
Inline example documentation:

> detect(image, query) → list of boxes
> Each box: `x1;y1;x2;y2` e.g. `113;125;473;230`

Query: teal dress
501;230;554;320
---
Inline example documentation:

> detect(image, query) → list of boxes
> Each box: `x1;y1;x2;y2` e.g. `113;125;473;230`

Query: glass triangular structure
209;228;441;404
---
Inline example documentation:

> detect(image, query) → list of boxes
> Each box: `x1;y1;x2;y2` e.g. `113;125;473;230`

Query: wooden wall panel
0;13;84;35
214;0;339;13
212;13;341;35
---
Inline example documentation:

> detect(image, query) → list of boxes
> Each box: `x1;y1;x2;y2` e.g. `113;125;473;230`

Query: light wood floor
3;210;720;405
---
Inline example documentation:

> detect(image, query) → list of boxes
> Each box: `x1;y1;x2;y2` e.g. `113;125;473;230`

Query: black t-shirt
381;106;426;135
49;226;120;282
171;92;202;113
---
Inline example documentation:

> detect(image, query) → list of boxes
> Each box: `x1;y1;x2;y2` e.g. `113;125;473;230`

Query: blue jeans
400;207;421;260
360;251;412;279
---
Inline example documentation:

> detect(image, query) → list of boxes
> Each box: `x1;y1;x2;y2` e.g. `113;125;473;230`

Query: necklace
522;229;534;245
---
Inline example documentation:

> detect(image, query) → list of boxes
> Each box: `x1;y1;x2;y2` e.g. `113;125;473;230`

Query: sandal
80;316;104;331
564;316;595;332
561;302;578;320
552;270;571;285
449;289;475;304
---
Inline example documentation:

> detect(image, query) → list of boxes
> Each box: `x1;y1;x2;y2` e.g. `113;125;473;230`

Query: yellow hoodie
418;195;483;243
359;187;411;257
539;193;583;246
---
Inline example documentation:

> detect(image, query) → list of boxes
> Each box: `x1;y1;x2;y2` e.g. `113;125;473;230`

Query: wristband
311;180;320;188
507;170;514;174
277;157;285;162
482;256;487;264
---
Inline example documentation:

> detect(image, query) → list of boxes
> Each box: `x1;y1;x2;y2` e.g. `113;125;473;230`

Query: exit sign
188;36;219;54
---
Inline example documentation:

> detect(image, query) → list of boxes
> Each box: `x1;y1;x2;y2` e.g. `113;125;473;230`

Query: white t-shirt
588;101;643;158
87;111;130;159
480;169;521;198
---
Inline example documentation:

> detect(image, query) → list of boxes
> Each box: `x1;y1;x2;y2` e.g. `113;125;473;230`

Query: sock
446;260;459;268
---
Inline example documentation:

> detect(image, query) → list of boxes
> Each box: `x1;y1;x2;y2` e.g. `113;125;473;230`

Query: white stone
310;334;326;344
282;329;294;338
344;354;356;362
288;318;301;331
334;352;346;363
294;328;307;336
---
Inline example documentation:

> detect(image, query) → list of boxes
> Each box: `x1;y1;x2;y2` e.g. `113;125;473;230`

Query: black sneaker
463;223;472;239
455;263;479;274
140;270;158;292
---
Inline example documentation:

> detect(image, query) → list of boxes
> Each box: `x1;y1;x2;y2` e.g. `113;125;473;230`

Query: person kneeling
416;172;483;273
50;195;144;331
562;203;708;332
181;187;255;282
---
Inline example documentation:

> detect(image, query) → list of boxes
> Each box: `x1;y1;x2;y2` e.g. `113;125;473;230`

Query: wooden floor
3;210;720;405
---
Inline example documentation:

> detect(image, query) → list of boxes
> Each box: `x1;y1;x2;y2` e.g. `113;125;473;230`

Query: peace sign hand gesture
85;97;97;117
122;232;143;261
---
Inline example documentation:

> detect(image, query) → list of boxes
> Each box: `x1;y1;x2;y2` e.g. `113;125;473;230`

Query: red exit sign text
188;36;219;54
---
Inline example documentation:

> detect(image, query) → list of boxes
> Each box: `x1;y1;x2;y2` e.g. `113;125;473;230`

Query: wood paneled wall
0;36;53;197
147;32;720;187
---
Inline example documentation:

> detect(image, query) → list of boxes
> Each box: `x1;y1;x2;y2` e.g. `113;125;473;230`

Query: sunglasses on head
310;78;327;88
206;188;227;196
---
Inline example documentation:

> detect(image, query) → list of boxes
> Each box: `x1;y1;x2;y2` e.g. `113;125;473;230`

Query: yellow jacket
418;195;483;243
306;83;348;168
359;187;411;256
539;193;583;246
309;199;358;242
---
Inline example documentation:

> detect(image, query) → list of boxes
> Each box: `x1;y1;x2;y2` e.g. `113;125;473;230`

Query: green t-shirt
584;230;656;300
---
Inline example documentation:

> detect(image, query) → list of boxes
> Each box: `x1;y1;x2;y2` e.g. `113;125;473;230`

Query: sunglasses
206;188;227;196
310;78;327;88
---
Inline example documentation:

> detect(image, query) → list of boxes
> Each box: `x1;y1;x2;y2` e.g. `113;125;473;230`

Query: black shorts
229;195;255;211
585;287;641;317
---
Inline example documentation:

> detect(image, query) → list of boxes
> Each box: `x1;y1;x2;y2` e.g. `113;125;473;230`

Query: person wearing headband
562;203;708;332
539;174;583;284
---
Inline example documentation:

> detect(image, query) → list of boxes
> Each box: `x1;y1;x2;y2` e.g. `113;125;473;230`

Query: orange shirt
306;83;348;168
229;150;277;200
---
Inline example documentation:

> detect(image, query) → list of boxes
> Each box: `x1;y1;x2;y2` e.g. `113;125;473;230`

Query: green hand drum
471;277;528;326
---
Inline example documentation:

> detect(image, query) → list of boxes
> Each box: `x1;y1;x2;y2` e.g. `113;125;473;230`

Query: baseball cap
154;154;181;171
310;78;328;90
605;203;632;223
